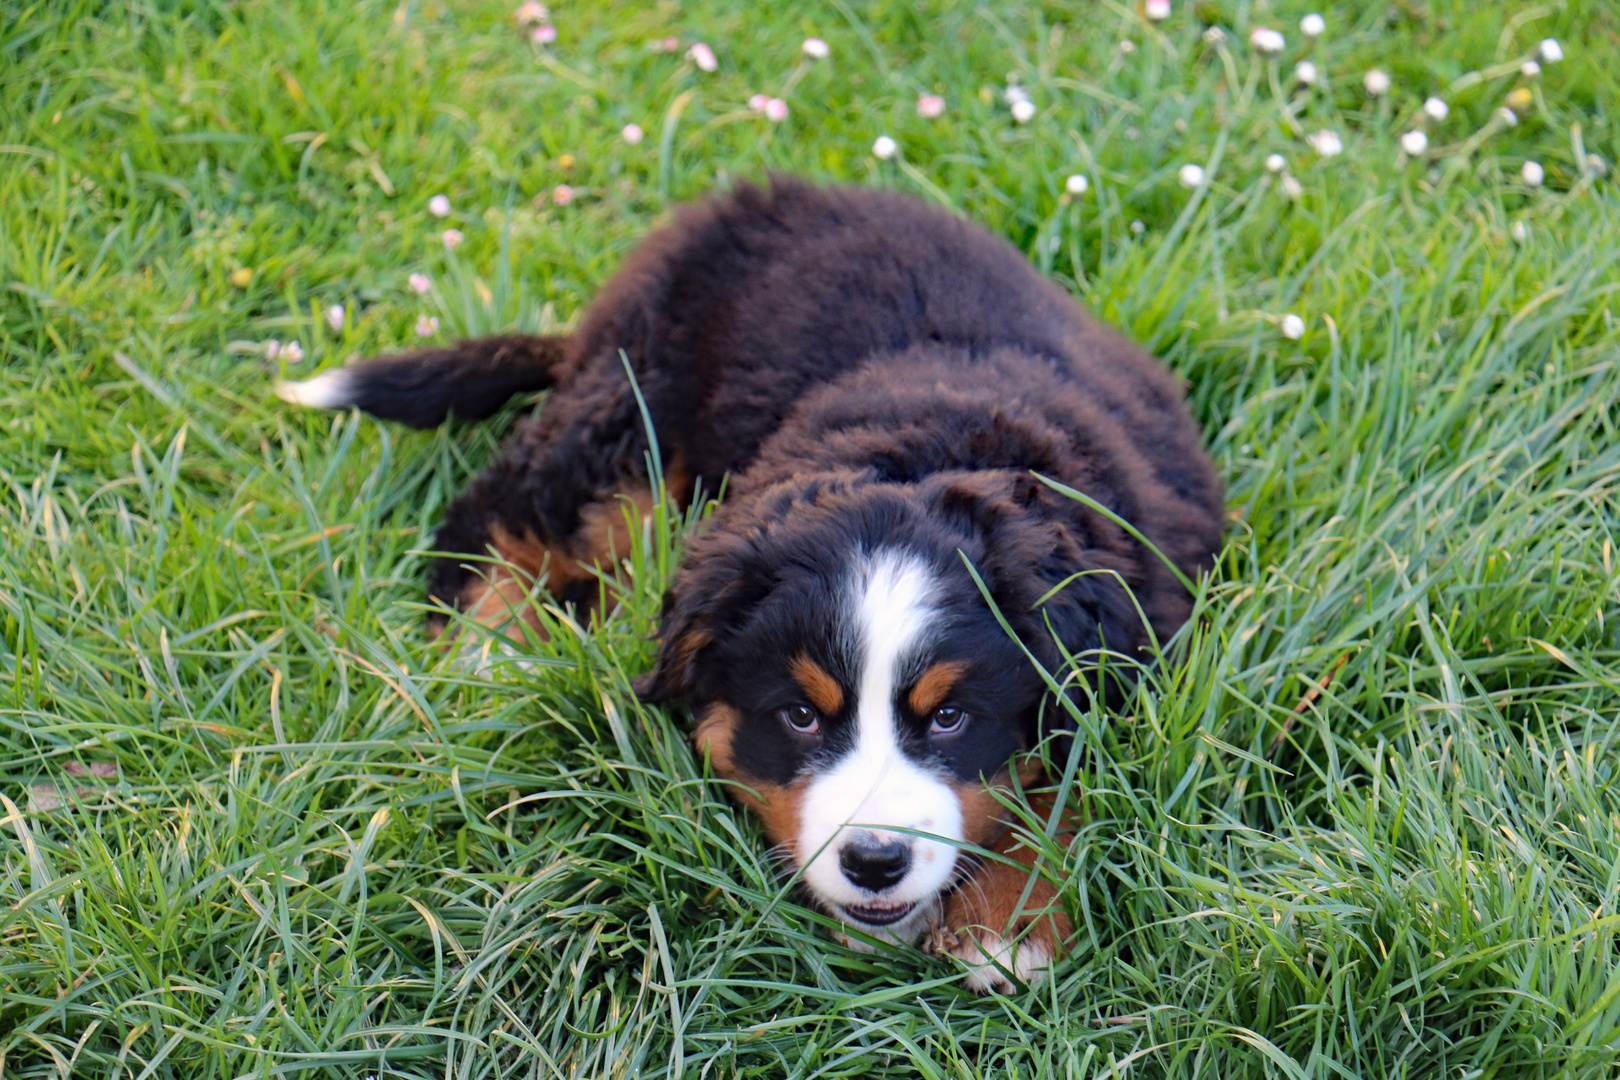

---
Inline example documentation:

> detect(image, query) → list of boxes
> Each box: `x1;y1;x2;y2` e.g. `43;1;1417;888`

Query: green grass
3;0;1619;1075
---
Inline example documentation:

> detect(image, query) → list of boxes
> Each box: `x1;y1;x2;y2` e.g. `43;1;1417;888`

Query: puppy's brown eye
929;707;967;734
782;705;821;734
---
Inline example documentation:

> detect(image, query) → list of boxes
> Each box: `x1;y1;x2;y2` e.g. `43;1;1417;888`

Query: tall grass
2;0;1618;1075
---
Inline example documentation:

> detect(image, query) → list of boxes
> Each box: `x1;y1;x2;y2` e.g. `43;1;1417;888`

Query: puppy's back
580;177;1174;481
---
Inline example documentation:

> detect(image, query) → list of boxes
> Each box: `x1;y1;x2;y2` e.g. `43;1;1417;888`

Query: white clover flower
531;24;557;45
1011;99;1036;123
622;122;644;144
1201;26;1225;43
265;339;281;360
763;98;789;122
748;93;769;112
408;273;431;294
872;135;898;160
1249;27;1285;55
1065;173;1089;195
1308;130;1343;157
552;184;573;206
1295;60;1318;85
688;42;718;71
325;304;345;333
1400;130;1428;155
1300;13;1325;37
1280;174;1304;199
415;315;440;338
1145;0;1171;21
1130;220;1146;234
1004;85;1029;105
1520;60;1541;79
428;194;451;217
283;340;305;363
1178;163;1205;188
1264;153;1287;173
1363;69;1391;96
514;2;547;24
441;228;464;250
1496;106;1519;127
1280;314;1305;339
1521;160;1545;186
917;93;945;119
802;37;829;59
1538;38;1563;63
1423;96;1449;121
1510;220;1529;243
1119;38;1137;54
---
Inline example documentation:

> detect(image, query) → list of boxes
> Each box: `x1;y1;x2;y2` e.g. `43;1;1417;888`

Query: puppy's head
637;471;1142;943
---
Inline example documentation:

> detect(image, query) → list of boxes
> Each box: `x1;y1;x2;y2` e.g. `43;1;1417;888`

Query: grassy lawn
3;0;1619;1075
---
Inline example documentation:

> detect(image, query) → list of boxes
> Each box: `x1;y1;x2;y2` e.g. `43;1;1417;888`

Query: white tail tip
274;369;354;409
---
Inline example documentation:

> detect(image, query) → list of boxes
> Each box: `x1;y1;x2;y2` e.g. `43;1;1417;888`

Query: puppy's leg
425;357;691;643
930;793;1074;994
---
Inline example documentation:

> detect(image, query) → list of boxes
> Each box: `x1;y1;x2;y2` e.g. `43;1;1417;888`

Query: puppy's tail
275;334;570;428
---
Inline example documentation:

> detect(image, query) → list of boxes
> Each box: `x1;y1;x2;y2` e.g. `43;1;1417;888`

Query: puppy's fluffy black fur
279;176;1223;983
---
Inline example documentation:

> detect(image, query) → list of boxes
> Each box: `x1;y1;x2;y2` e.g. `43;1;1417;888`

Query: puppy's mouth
838;899;918;926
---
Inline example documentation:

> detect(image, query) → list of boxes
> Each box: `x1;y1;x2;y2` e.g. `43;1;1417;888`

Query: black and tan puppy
278;177;1223;991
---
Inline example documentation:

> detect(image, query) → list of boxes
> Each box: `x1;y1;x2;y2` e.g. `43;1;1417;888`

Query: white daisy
1308;130;1343;157
688;43;717;72
1249;27;1285;54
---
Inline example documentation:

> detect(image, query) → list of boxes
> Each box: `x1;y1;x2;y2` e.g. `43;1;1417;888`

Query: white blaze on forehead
797;549;963;940
854;548;937;716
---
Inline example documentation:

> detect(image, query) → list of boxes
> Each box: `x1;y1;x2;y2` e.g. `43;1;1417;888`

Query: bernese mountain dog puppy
278;176;1224;992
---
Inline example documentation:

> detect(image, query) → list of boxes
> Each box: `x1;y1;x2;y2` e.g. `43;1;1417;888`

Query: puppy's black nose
839;837;911;892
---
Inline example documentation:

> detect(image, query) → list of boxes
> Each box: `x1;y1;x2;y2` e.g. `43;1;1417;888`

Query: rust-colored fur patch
735;777;807;859
692;702;805;857
789;655;844;715
454;567;545;643
951;756;1042;849
450;480;664;640
939;784;1076;966
908;661;968;716
692;703;740;775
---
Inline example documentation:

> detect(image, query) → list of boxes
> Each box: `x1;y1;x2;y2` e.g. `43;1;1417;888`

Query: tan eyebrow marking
789;655;844;715
909;661;969;715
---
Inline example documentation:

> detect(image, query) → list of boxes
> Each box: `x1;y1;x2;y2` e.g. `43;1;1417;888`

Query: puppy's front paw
929;924;1053;993
929;855;1071;994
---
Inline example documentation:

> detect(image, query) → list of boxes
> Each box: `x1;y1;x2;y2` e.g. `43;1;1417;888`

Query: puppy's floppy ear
633;527;759;704
931;471;1147;689
633;586;714;703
